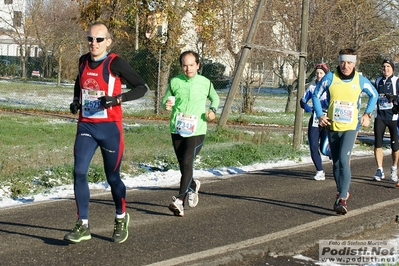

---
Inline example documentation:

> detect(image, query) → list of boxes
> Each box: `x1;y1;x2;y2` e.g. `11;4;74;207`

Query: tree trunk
155;49;174;115
57;54;62;86
19;45;26;80
285;79;298;112
242;86;254;113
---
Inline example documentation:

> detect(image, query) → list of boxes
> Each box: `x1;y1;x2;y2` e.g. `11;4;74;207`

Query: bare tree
262;0;399;112
75;0;223;114
308;0;397;64
207;0;260;113
28;0;83;84
20;0;399;106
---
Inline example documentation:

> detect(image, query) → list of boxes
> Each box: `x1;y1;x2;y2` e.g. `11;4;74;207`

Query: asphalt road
1;154;399;266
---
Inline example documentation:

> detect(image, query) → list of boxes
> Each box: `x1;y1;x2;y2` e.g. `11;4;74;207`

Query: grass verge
0;112;306;198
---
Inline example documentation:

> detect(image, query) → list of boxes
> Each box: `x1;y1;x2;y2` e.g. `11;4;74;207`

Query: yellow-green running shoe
64;220;91;243
112;213;130;243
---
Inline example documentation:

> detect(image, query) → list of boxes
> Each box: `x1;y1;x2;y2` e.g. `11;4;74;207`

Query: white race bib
378;94;394;110
312;112;327;127
175;112;198;137
82;89;107;118
332;100;354;123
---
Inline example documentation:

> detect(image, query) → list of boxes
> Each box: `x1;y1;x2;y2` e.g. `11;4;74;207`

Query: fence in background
0;50;384;132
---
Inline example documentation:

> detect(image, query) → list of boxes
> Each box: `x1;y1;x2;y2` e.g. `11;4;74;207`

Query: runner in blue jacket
312;48;378;215
300;63;329;181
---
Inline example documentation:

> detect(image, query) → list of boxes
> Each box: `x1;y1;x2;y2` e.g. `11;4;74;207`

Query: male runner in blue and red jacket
64;22;149;244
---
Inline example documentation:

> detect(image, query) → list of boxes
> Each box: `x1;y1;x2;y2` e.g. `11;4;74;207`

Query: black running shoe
64;220;91;243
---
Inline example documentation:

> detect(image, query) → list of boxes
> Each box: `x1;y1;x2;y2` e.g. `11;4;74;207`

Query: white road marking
146;198;399;266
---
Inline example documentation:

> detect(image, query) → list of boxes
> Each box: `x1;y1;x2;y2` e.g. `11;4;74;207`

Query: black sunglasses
87;36;108;43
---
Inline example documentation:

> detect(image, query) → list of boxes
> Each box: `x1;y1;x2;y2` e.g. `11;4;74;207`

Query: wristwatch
210;107;217;113
364;113;371;118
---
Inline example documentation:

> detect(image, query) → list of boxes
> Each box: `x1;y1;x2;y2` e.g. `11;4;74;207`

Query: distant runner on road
161;50;220;217
300;63;330;181
372;59;399;184
312;48;378;215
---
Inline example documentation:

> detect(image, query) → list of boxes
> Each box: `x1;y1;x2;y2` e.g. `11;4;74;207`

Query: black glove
385;93;398;102
98;96;118;108
69;100;80;114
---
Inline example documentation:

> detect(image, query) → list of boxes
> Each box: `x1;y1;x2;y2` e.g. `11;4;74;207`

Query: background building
0;0;39;61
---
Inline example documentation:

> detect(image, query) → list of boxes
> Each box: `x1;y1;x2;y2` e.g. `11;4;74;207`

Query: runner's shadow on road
129;201;172;217
351;175;397;188
200;191;333;216
0;220;116;245
89;198;173;217
0;221;73;246
253;168;323;179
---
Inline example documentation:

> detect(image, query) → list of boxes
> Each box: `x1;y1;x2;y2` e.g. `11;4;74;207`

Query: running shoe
112;213;130;243
334;198;348;215
64;220;91;243
313;171;325;181
333;192;350;215
390;167;398;182
188;180;201;208
373;169;385;181
169;196;184;217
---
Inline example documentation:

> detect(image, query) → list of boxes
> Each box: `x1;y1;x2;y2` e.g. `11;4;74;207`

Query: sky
1;145;392;266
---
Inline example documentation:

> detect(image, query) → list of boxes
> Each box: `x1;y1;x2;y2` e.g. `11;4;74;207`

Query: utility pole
292;0;310;149
217;0;267;128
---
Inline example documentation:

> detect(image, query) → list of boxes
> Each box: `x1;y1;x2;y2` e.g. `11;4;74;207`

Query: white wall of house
0;0;39;58
0;38;19;57
0;0;24;57
0;0;25;29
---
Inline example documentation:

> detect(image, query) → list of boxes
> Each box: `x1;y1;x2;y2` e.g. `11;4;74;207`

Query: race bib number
175;112;198;137
312;112;327;127
82;89;107;118
378;94;393;110
332;100;354;123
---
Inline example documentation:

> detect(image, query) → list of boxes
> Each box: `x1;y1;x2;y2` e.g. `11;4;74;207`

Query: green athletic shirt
162;73;220;136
